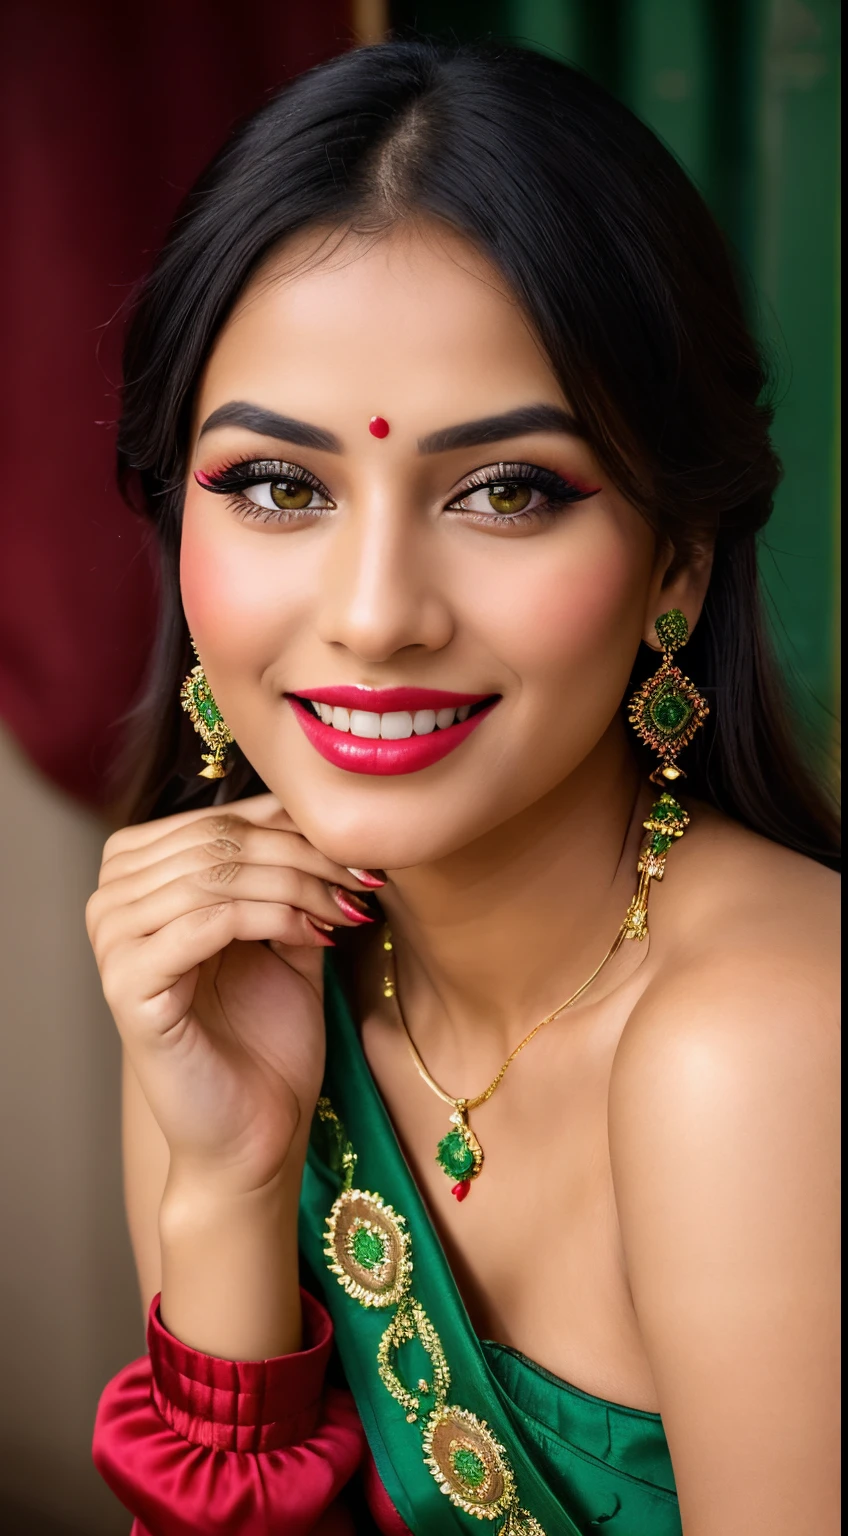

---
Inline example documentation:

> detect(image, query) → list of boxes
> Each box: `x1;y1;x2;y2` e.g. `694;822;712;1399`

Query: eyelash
196;460;334;523
195;457;596;527
444;462;596;525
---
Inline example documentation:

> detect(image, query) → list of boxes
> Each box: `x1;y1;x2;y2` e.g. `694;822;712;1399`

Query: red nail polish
346;867;387;888
305;919;336;946
332;887;375;923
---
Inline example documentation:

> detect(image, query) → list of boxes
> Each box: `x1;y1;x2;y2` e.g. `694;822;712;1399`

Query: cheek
474;517;652;697
179;500;303;666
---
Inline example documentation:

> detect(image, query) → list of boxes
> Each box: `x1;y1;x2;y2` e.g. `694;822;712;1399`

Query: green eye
270;479;313;510
487;482;532;515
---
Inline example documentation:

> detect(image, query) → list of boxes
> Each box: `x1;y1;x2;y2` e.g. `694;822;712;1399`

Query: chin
295;814;467;874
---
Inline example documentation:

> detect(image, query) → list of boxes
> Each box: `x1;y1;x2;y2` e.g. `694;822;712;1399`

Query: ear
641;539;714;650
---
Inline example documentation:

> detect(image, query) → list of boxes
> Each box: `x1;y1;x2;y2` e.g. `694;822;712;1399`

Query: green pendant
436;1128;476;1181
435;1107;483;1202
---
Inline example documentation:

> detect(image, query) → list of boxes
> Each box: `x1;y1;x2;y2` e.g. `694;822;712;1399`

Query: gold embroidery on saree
317;1097;547;1533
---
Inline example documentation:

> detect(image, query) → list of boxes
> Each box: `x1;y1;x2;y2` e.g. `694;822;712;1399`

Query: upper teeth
312;702;472;737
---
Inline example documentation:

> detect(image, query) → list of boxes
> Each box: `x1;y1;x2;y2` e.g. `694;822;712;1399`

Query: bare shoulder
608;810;840;1528
608;803;839;1287
622;802;840;1060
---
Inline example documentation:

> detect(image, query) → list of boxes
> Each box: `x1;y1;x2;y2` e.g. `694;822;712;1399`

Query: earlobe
642;541;714;650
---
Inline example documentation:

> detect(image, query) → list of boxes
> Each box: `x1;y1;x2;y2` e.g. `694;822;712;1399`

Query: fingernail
306;918;336;947
331;886;375;923
346;867;387;888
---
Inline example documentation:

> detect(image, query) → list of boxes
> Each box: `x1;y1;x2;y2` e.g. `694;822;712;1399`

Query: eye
458;481;539;516
446;462;598;526
245;479;331;512
195;459;335;522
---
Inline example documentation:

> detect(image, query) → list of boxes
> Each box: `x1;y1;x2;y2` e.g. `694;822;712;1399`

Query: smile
286;686;500;776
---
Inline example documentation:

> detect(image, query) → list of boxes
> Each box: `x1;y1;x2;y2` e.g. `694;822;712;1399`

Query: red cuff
148;1287;334;1451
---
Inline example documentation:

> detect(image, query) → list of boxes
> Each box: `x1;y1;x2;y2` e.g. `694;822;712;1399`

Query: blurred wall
0;726;140;1534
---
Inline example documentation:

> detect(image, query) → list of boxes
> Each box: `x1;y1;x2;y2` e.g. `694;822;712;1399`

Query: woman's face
183;223;664;870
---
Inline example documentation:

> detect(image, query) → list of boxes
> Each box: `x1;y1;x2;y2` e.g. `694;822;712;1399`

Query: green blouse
298;964;681;1536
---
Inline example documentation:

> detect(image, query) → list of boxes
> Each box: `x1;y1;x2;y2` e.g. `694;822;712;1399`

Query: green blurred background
393;0;841;746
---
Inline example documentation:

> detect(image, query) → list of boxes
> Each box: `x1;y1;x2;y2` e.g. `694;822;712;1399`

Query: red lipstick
286;687;499;776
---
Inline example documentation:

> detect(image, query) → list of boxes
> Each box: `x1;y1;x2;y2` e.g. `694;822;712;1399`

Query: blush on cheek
179;501;291;663
534;565;634;656
487;535;642;681
179;533;224;638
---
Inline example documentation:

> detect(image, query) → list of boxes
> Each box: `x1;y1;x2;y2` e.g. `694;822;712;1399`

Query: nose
315;493;454;665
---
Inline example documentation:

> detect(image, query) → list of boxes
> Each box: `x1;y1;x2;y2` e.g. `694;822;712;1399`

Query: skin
87;223;840;1535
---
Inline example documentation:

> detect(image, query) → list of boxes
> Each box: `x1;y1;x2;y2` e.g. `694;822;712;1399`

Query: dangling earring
622;609;708;940
628;608;708;785
179;642;234;779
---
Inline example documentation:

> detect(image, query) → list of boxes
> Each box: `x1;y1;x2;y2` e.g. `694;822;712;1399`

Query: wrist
158;1165;304;1361
160;1155;303;1236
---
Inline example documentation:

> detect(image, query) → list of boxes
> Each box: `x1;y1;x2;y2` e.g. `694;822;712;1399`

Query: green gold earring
179;643;234;779
628;609;708;785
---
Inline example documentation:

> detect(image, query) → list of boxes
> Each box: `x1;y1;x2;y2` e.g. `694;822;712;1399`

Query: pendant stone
435;1106;482;1198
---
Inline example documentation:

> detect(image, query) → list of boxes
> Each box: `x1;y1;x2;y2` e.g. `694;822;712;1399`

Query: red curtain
0;0;352;807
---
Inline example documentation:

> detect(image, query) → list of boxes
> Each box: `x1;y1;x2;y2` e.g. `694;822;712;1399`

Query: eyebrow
417;404;585;454
198;401;342;452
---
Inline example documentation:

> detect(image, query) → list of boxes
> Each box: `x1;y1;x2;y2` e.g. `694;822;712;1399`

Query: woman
88;39;839;1536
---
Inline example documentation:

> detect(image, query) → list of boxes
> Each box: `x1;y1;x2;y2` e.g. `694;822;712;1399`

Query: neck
379;723;647;1061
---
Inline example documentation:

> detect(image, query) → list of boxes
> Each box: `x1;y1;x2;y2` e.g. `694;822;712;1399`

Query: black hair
116;38;839;868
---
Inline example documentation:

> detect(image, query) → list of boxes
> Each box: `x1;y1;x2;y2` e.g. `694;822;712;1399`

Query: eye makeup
192;455;600;529
195;459;330;494
445;461;600;526
194;458;335;522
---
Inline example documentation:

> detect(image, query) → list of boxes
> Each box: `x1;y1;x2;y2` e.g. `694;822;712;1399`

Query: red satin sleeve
92;1288;366;1535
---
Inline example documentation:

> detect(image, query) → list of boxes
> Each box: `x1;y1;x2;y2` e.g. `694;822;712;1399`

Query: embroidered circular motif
324;1188;412;1308
422;1405;516;1518
316;1098;548;1533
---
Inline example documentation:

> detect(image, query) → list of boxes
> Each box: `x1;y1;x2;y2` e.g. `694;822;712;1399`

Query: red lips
286;687;499;776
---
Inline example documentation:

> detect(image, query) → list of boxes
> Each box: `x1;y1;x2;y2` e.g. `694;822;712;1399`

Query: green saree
298;963;681;1536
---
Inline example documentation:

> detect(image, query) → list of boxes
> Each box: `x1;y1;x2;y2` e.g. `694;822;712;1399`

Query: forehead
196;222;564;425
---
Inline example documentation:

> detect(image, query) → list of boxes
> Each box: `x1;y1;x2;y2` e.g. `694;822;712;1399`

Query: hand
87;794;377;1196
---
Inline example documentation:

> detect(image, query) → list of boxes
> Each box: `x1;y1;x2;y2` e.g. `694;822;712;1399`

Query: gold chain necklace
381;791;689;1201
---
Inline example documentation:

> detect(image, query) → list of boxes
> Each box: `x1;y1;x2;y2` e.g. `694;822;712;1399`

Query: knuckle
204;836;242;858
207;814;243;840
202;860;239;887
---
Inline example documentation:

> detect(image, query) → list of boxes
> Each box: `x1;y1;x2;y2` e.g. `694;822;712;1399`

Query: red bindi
369;416;390;438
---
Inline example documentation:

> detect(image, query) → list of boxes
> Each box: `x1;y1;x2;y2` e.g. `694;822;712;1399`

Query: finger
101;793;294;865
99;818;367;893
93;862;372;954
141;901;332;998
105;901;330;1023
